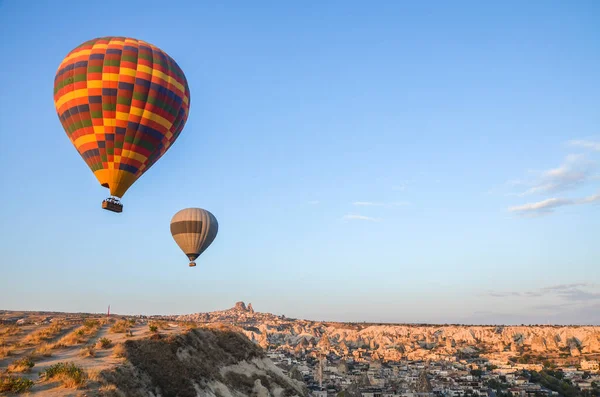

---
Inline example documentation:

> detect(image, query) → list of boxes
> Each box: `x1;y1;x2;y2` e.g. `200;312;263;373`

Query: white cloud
342;214;380;222
488;283;600;302
508;191;600;216
569;139;600;151
508;198;573;214
580;192;600;204
352;201;410;207
518;154;595;196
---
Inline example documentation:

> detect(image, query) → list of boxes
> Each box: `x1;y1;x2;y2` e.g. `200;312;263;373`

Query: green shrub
96;337;112;349
149;324;158;333
40;362;87;388
8;356;35;372
0;375;34;393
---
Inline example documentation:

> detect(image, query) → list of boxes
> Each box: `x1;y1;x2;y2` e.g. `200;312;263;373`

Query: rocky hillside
0;313;307;397
171;303;600;361
100;327;307;397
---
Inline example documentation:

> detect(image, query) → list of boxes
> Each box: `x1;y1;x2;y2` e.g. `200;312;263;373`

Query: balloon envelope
53;36;191;198
170;208;219;266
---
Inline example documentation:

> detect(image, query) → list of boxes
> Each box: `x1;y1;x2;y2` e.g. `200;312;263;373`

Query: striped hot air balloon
53;37;191;212
170;208;219;267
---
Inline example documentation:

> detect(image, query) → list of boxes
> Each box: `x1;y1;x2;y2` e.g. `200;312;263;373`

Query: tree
470;369;483;378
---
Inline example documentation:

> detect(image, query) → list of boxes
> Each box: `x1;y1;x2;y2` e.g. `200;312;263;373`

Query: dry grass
183;321;198;330
0;346;13;359
83;319;101;328
60;374;85;388
99;384;125;397
0;325;21;337
7;356;35;373
79;345;96;358
109;320;132;334
33;343;53;358
52;321;101;348
112;343;126;358
87;368;102;382
149;320;170;330
24;321;66;345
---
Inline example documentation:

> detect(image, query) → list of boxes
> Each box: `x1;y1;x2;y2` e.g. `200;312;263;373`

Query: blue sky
0;0;598;324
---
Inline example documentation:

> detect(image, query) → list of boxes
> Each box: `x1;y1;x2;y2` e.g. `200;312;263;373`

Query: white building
581;360;599;372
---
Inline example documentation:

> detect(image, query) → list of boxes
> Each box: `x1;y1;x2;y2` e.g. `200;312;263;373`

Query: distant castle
233;301;254;313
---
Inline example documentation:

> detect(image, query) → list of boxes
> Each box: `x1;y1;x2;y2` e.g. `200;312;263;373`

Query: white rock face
174;303;600;361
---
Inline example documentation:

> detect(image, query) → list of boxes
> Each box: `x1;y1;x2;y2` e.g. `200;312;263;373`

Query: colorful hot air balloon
170;208;219;267
53;37;191;213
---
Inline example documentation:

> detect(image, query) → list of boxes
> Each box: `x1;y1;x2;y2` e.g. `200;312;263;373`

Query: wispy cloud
540;283;600;302
352;201;410;207
518;154;596;196
307;200;320;205
493;140;600;202
508;198;574;215
342;214;380;222
568;139;600;151
480;283;600;324
580;192;600;204
487;283;600;303
507;191;600;216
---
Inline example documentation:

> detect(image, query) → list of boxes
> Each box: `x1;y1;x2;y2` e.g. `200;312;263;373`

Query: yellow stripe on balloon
137;64;153;75
121;150;147;163
145;111;173;131
137;64;186;94
73;133;98;149
87;80;103;88
102;73;120;81
151;69;185;93
120;67;137;77
116;112;129;121
130;106;144;117
60;49;91;66
55;89;89;109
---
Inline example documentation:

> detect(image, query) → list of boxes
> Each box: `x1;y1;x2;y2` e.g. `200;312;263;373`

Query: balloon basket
102;198;123;213
189;262;196;267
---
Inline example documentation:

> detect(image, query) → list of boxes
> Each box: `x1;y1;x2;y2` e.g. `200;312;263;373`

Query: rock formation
172;303;600;361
